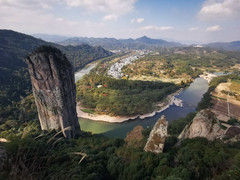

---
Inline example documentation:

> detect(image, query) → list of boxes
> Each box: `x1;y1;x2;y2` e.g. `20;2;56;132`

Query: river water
75;67;209;138
75;63;97;82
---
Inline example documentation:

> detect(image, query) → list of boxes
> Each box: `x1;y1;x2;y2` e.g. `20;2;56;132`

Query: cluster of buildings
107;50;147;78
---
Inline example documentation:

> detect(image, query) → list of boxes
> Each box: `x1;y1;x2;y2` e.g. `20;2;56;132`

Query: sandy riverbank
199;73;217;83
76;89;183;123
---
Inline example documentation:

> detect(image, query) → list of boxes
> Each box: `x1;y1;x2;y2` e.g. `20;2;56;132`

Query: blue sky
0;0;240;43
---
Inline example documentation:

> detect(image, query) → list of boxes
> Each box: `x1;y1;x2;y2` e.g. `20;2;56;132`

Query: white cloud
0;0;138;37
130;19;135;23
199;0;240;19
206;25;222;32
131;18;144;23
136;18;144;23
0;0;238;42
0;0;58;10
0;0;137;24
189;27;199;31
0;1;108;37
102;14;118;21
64;0;137;17
142;26;173;31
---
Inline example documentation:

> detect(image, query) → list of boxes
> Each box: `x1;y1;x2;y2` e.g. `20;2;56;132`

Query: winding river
75;66;209;138
75;63;97;82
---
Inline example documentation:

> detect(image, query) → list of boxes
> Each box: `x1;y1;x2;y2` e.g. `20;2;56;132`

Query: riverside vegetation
76;73;179;116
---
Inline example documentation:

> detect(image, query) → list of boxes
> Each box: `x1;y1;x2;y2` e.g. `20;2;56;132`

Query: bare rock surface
25;46;80;138
178;109;223;141
144;115;168;153
125;125;144;147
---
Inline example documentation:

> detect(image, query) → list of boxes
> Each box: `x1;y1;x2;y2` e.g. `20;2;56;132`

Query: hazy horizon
1;0;240;44
31;32;240;45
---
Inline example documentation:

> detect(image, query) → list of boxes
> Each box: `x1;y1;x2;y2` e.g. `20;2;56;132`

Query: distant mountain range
0;30;112;71
33;34;182;50
59;36;183;50
33;34;70;43
205;41;240;51
33;34;240;51
0;29;112;106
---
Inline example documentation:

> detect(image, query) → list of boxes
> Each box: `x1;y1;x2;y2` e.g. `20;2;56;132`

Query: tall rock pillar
25;46;81;139
144;115;168;153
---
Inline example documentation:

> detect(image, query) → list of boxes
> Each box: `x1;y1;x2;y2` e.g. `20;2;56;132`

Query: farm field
211;80;240;121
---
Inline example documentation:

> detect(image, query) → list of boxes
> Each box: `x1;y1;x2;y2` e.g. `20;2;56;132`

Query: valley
77;77;209;137
75;46;240;126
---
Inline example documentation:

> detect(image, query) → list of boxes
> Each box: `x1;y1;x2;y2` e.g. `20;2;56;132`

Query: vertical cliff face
25;46;80;138
144;115;168;153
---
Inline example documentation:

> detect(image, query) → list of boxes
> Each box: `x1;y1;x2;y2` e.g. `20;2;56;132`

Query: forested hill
0;29;112;106
205;41;240;51
0;30;47;70
0;29;112;70
62;44;112;71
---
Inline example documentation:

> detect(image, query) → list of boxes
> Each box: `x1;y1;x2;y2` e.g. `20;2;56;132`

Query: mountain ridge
33;33;240;51
55;35;182;50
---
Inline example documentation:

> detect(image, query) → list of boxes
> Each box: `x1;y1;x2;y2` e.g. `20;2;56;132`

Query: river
75;67;209;138
75;63;97;82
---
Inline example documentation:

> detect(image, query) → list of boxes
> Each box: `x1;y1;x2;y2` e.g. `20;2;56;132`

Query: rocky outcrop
178;109;223;141
25;46;81;139
144;116;168;153
125;125;144;147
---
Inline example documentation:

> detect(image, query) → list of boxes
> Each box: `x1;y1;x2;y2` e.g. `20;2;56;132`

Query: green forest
76;73;179;116
1;94;240;180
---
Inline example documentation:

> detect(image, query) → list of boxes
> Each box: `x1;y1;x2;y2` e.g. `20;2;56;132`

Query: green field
230;79;240;93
